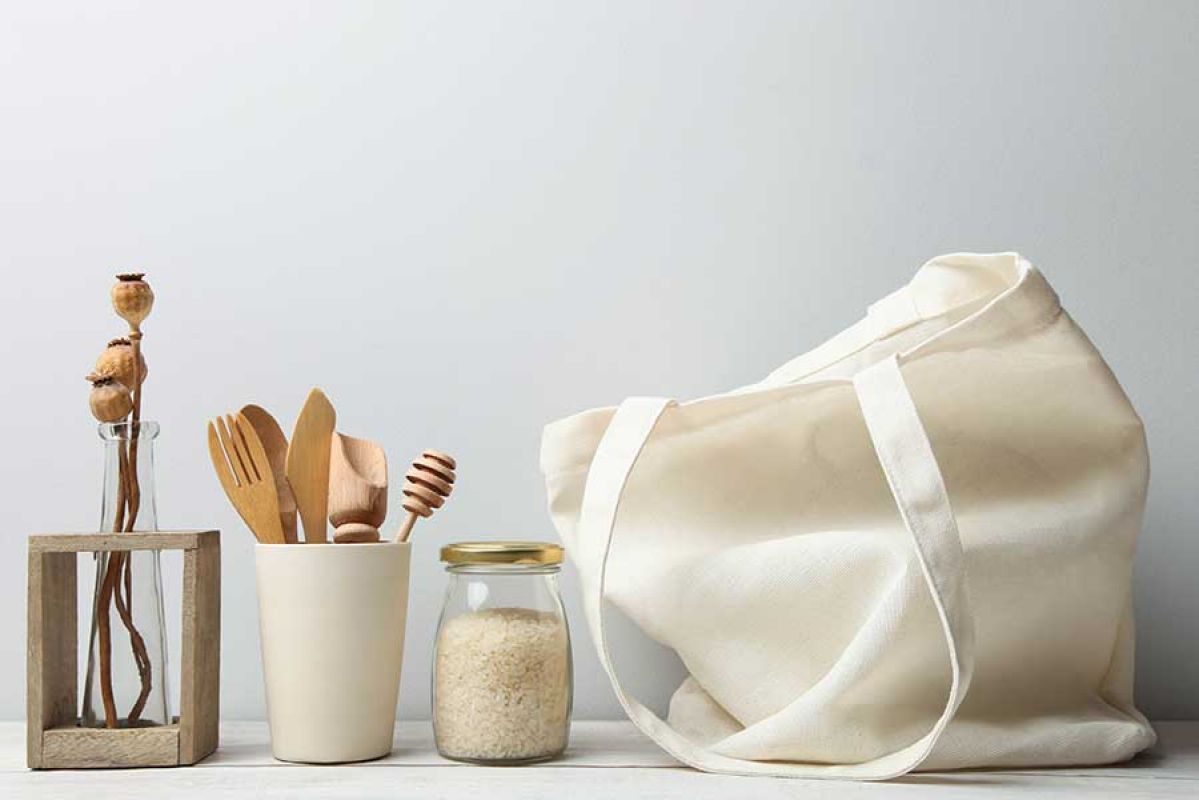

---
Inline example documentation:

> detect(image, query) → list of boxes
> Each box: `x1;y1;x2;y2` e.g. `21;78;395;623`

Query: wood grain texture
26;531;220;769
286;388;336;544
41;724;179;769
29;531;209;553
178;534;220;764
26;550;77;769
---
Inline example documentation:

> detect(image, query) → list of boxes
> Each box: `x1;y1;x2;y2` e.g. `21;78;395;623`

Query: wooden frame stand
27;530;220;769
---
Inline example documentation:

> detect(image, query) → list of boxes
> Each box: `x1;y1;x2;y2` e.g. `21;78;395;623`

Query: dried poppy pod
87;373;133;422
111;273;155;332
94;337;147;390
394;450;456;542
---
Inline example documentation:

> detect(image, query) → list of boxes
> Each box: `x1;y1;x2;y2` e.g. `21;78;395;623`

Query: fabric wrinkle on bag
540;252;1154;780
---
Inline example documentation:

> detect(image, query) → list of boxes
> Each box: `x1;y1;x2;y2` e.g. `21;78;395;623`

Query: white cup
254;542;410;763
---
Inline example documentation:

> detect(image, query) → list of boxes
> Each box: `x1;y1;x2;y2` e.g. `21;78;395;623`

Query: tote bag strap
758;285;924;387
577;355;975;779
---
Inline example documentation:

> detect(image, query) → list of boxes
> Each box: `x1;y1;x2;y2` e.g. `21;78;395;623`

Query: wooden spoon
285;388;336;544
240;404;298;543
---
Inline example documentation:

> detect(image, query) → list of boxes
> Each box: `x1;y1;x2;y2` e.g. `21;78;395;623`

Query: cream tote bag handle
576;355;976;779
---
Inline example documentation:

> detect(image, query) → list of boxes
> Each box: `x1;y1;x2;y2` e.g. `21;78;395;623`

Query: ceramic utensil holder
26;530;220;769
254;542;410;763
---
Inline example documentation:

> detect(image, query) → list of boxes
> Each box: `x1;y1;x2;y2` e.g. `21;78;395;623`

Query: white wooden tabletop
2;721;1197;798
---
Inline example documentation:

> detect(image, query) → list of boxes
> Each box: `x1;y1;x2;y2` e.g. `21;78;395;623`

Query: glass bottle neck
99;421;158;533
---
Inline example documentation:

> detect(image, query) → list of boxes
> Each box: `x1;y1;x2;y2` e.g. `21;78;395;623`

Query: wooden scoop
328;432;388;543
394;450;456;543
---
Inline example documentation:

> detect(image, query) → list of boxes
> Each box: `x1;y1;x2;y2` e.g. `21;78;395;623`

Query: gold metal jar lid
440;541;564;566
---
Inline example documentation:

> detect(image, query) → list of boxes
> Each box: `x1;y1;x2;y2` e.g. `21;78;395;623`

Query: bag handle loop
575;355;975;779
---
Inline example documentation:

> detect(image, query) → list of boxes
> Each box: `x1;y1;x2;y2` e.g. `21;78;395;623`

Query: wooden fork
207;412;286;544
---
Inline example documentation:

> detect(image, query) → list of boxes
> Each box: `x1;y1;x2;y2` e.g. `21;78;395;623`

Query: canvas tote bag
540;253;1155;779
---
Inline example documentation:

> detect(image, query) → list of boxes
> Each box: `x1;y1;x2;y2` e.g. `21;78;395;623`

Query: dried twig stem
95;442;129;726
95;329;154;727
121;331;153;722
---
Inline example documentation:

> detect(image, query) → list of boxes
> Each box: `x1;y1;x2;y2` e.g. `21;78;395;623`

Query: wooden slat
40;724;180;769
178;534;221;764
26;530;221;769
26;550;77;769
28;530;216;554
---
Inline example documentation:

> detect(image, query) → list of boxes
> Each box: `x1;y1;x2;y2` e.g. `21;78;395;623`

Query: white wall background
2;1;1197;722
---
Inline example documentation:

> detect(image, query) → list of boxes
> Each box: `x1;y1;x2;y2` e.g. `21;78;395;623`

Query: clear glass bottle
81;421;171;728
433;541;572;764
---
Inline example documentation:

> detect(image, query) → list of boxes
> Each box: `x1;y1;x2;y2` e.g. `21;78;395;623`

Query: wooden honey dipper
394;450;456;543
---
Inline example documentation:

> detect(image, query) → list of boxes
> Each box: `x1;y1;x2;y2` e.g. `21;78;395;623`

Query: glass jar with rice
432;541;572;764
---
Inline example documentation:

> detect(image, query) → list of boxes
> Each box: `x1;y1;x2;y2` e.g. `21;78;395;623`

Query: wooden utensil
240;404;298;544
207;412;286;544
286;388;336;544
328;432;388;543
394;450;456;543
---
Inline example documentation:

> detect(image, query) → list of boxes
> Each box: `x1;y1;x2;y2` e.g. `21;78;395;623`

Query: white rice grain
434;607;570;762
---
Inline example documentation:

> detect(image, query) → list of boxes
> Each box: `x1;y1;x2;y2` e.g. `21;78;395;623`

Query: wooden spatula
240;404;298;543
286;388;337;543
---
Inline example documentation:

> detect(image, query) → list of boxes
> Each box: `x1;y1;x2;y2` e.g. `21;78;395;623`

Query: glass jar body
81;422;171;728
432;564;572;764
